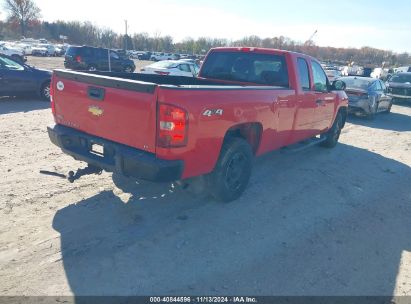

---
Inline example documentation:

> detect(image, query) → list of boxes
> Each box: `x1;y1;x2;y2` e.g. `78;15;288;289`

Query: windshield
201;51;289;86
150;61;177;69
389;74;411;83
340;77;372;90
0;56;24;70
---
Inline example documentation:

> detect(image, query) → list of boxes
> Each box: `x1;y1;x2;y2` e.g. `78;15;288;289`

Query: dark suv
387;72;411;102
64;46;135;73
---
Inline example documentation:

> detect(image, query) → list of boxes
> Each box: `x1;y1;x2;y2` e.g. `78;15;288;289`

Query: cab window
297;58;310;90
311;61;328;92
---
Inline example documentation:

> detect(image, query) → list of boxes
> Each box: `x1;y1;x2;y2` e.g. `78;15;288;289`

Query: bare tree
3;0;41;36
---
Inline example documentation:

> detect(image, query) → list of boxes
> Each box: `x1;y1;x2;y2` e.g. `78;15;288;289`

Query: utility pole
124;20;128;51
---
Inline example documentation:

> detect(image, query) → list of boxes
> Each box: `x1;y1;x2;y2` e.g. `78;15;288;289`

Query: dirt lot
0;57;410;297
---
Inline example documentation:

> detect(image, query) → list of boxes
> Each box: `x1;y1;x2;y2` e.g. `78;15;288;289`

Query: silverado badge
88;105;104;117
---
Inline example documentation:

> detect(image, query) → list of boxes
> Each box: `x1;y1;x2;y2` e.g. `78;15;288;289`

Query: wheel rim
224;152;247;192
89;66;96;71
125;67;132;72
43;85;50;99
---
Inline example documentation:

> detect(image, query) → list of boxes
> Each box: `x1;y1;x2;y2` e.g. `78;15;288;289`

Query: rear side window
297;58;310;90
201;51;289;86
66;47;81;56
179;64;191;72
311;61;328;92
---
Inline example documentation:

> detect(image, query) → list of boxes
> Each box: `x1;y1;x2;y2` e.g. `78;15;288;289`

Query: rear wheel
208;137;253;202
124;66;133;73
320;112;343;148
40;82;51;101
88;65;97;72
383;101;392;114
367;98;378;120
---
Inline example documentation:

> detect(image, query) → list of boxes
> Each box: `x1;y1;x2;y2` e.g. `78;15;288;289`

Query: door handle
87;87;105;101
316;99;325;106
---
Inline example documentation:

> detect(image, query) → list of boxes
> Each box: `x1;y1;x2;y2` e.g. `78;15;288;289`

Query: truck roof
208;47;318;61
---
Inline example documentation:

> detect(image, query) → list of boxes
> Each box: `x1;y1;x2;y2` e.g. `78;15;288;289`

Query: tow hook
67;165;102;183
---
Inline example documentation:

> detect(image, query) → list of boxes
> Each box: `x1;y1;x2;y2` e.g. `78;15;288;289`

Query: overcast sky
2;0;411;53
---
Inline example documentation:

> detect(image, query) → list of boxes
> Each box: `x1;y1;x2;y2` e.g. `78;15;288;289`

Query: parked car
325;69;342;82
0;45;26;63
394;66;411;73
136;51;152;60
31;45;48;56
339;76;392;119
48;47;348;202
370;67;389;79
140;60;200;77
64;46;136;72
386;72;411;102
0;54;51;100
150;52;178;61
16;44;33;55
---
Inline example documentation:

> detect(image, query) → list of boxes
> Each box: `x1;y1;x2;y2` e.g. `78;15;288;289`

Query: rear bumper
348;99;371;114
47;124;183;182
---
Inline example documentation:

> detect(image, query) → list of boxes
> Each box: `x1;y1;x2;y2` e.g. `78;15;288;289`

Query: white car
325;69;342;82
0;45;25;62
140;60;200;77
15;43;33;55
32;44;57;56
31;45;48;56
370;68;389;79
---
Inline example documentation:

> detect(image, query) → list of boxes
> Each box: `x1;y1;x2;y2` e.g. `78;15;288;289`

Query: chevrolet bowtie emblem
88;105;104;116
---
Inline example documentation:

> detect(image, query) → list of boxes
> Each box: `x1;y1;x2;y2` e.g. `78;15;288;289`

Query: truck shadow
52;143;411;298
0;97;50;115
347;111;411;132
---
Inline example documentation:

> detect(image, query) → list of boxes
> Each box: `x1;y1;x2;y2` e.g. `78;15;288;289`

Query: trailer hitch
67;165;102;183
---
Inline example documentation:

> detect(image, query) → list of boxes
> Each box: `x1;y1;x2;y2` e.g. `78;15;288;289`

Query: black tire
208;137;253;202
320;112;343;148
40;81;51;101
383;101;392;114
367;98;378;120
124;65;134;73
88;65;97;72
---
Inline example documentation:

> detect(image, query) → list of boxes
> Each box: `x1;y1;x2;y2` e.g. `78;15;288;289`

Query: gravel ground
0;57;410;297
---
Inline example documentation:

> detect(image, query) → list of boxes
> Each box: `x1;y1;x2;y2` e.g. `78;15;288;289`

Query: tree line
1;0;410;67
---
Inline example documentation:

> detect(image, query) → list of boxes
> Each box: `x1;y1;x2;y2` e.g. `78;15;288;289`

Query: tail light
75;55;82;63
157;104;188;148
154;71;170;75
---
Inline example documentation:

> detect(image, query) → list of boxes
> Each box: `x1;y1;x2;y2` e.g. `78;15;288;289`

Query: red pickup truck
48;47;348;201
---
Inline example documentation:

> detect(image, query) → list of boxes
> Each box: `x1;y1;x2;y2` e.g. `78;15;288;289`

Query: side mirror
331;80;346;91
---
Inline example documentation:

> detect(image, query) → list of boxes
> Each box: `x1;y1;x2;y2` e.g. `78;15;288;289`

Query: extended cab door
310;61;336;131
293;57;319;141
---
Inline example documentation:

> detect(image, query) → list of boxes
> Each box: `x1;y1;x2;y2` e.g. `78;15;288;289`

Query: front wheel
208;137;253;202
320;112;343;148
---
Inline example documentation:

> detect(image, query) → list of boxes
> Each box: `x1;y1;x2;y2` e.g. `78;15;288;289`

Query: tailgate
52;70;158;153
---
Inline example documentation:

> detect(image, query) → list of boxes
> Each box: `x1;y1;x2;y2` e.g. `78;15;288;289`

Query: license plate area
90;143;104;157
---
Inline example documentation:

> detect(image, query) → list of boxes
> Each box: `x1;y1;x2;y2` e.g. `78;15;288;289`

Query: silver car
340;76;393;119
